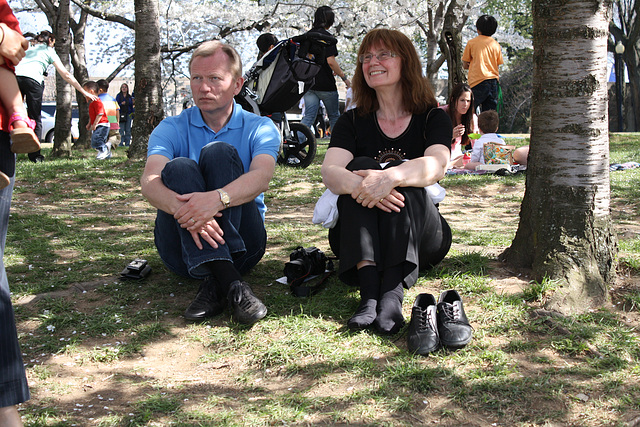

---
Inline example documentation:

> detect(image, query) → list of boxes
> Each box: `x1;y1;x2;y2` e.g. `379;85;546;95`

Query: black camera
284;246;328;283
120;258;152;280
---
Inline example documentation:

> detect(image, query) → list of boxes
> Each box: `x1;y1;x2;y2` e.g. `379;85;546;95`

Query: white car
40;102;80;143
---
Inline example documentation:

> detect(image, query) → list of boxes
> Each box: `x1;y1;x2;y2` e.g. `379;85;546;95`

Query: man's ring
189;218;195;224
380;199;384;203
357;195;363;200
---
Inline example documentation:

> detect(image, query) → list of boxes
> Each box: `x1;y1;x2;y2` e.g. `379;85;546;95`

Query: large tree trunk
499;0;617;315
129;0;164;159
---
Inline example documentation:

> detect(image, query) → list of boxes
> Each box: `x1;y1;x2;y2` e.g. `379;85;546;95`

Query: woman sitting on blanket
439;83;478;168
320;28;453;334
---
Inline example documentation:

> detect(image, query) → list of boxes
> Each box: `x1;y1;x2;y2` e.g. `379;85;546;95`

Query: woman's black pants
328;157;451;288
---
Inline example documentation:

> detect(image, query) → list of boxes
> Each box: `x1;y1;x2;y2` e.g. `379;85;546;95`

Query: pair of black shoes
184;277;267;325
407;289;472;356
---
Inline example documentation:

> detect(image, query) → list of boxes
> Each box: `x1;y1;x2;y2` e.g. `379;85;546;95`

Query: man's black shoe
407;293;440;355
228;280;267;325
437;289;472;349
184;277;225;321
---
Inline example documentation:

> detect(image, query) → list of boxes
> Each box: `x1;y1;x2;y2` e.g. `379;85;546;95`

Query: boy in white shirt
465;110;502;170
464;110;528;170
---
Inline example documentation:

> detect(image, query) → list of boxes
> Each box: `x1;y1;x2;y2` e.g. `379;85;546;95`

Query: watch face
219;189;230;206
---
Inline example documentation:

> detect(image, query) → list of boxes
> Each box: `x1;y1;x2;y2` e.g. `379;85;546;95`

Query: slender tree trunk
499;0;617;314
51;0;74;157
440;27;465;94
420;0;469;88
70;10;92;149
423;6;445;84
440;0;469;95
129;0;164;159
623;46;640;131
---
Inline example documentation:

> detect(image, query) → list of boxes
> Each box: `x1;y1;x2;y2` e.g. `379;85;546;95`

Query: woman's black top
329;108;453;163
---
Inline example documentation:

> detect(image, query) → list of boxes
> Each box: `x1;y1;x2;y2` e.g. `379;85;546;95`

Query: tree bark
622;45;640;131
129;0;164;159
609;0;640;131
499;0;617;314
70;9;92;149
51;0;73;158
33;0;85;153
440;27;466;94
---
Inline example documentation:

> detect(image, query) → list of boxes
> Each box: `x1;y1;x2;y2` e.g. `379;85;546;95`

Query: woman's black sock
374;265;405;334
347;265;380;330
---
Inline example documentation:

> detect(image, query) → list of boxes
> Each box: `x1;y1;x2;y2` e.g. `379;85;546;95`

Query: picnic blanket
448;162;638;174
610;162;640;171
446;168;489;175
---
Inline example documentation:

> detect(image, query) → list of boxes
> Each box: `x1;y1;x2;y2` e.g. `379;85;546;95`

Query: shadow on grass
16;254;640;426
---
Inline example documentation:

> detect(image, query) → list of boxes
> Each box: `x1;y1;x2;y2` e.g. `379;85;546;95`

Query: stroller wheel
278;122;317;168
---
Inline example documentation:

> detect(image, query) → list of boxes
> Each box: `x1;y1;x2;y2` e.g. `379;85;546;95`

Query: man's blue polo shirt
148;101;280;219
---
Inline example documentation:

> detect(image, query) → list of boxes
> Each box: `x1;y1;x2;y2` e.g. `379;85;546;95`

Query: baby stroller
236;32;337;167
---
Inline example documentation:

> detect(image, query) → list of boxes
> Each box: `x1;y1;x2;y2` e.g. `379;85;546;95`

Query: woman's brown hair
447;83;475;147
352;29;437;115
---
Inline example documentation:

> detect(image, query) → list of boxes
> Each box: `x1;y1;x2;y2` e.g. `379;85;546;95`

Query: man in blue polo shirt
141;40;280;325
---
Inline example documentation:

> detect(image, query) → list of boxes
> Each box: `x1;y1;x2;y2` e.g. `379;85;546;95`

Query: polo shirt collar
192;100;243;133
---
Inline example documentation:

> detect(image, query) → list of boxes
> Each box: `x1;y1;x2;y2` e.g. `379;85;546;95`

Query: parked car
40;102;80;143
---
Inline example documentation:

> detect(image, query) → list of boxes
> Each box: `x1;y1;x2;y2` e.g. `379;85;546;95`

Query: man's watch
216;189;230;208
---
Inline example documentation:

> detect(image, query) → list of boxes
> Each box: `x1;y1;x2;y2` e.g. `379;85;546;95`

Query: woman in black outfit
321;29;452;334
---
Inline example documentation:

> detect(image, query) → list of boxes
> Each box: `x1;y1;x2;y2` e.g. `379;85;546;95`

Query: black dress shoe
407;293;440;355
184;277;225;321
227;280;267;325
437;289;472;349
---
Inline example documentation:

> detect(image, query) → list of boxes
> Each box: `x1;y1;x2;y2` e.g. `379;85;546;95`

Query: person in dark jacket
300;6;351;133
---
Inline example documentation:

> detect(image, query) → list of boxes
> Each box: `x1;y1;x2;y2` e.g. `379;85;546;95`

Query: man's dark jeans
154;142;267;279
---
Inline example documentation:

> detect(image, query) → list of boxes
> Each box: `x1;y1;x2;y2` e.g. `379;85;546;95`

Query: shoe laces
414;308;434;332
230;283;253;310
440;303;465;324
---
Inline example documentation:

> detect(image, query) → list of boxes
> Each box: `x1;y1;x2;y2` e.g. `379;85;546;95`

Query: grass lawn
6;134;640;426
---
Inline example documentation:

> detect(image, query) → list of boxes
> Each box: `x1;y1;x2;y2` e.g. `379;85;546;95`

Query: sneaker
407;293;440;355
437;290;472;349
184;277;225;321
96;146;111;160
227;280;267;325
97;150;111;160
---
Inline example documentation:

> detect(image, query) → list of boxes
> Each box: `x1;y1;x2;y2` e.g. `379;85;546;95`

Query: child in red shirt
83;80;111;160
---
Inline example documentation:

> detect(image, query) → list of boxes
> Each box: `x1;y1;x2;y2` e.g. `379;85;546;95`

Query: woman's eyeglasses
359;51;397;64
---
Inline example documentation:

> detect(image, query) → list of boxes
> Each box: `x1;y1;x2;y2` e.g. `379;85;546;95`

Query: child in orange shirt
462;15;503;112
